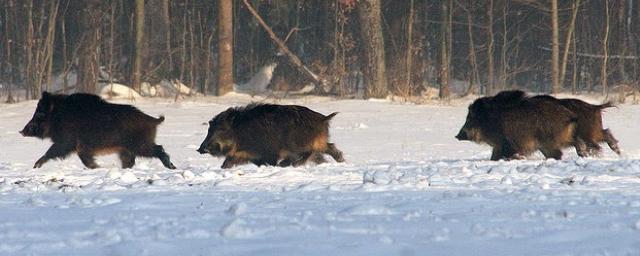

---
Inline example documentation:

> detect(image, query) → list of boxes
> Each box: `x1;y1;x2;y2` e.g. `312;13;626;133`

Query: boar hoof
33;158;47;168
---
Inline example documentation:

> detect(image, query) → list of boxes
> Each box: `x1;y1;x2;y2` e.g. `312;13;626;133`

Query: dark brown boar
455;90;581;160
197;103;344;169
20;91;176;169
532;95;620;156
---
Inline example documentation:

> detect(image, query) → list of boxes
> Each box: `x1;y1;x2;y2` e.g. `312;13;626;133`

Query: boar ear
41;91;50;99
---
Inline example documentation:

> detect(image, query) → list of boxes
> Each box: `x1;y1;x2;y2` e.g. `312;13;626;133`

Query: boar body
20;92;176;169
557;99;620;156
532;96;620;156
198;103;344;168
456;90;579;160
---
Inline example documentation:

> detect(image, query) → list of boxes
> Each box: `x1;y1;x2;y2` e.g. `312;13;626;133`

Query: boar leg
252;157;278;167
289;152;313;167
602;129;621;155
325;143;345;162
153;145;177;169
119;150;136;169
574;137;589;157
539;146;563;160
78;150;99;169
33;143;75;168
490;145;513;160
585;141;602;157
491;143;518;160
311;153;327;164
278;152;307;167
277;157;294;167
221;156;249;169
252;159;268;166
490;147;508;161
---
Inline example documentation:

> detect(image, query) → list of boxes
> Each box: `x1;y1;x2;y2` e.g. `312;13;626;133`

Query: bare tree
76;0;102;94
560;0;580;90
404;0;415;97
486;0;495;95
131;0;144;93
217;0;233;95
145;0;171;85
551;0;560;93
601;0;610;96
439;0;451;99
356;0;388;98
463;0;481;96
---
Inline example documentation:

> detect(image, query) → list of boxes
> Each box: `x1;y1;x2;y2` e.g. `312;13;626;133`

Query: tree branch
242;0;323;86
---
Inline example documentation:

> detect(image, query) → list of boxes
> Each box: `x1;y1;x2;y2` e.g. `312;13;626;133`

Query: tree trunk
560;0;580;90
571;24;578;94
499;0;508;90
439;0;451;99
487;0;495;95
601;0;610;96
75;0;101;94
26;0;36;98
3;0;16;102
145;0;171;85
404;0;414;97
131;0;145;92
217;0;234;95
551;0;560;94
465;0;480;96
356;0;388;99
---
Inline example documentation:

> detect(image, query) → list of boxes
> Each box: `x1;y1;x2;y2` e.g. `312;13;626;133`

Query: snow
0;95;639;255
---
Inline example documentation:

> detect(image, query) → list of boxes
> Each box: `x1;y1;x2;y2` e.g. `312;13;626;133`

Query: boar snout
20;122;36;137
197;147;209;154
455;129;468;141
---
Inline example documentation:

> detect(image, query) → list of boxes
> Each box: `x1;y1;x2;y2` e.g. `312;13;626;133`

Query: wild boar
20;91;176;169
455;90;581;160
533;95;620;156
197;103;344;168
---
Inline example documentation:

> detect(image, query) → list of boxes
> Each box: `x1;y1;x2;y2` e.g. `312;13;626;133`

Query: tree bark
439;0;451;99
551;0;560;94
465;0;480;96
601;0;610;95
404;0;414;97
356;0;388;98
75;0;101;94
145;0;171;85
487;0;495;95
131;0;145;92
560;0;580;90
25;0;35;98
500;0;508;90
217;0;234;95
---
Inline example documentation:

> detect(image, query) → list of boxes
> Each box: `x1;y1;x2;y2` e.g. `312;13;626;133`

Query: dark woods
2;0;640;102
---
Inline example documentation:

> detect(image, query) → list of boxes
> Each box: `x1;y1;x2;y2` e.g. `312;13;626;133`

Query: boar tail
596;101;616;110
156;115;165;123
325;112;339;121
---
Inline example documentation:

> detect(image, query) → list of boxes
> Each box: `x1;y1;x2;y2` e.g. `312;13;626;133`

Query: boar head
20;91;57;138
455;98;490;143
197;109;236;156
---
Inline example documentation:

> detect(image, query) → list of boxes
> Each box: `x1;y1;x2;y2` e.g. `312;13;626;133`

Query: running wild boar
455;90;581;160
532;95;621;157
20;92;176;169
197;103;344;168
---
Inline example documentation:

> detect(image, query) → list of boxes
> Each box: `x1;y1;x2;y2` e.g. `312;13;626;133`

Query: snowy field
1;94;640;255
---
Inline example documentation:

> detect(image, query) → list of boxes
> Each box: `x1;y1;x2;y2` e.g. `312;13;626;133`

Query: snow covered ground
0;94;639;255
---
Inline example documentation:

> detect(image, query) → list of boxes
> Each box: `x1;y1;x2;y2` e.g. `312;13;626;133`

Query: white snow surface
1;94;639;255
